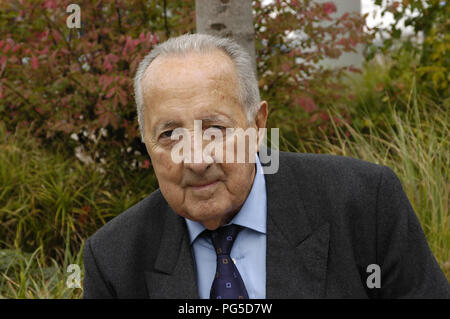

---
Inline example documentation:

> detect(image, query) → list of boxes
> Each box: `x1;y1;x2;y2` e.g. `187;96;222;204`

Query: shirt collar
184;154;267;244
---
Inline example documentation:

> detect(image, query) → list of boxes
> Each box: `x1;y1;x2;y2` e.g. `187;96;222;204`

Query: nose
184;161;211;175
182;126;215;175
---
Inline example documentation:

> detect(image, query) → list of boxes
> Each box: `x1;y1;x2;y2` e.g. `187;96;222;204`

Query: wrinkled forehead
141;49;239;95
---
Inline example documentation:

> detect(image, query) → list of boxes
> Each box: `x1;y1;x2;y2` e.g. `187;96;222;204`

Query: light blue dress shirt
184;155;267;299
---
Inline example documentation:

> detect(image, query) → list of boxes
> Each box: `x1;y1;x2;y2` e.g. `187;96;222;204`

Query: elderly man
83;34;449;299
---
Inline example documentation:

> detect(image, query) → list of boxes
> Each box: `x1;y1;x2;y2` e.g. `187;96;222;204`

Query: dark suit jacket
83;152;449;298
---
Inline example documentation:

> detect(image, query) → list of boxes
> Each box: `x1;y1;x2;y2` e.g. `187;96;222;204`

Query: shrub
0;0;196;172
254;0;371;144
366;0;450;102
0;0;369;170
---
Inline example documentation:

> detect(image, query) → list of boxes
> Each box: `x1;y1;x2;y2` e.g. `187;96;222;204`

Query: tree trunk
195;0;257;78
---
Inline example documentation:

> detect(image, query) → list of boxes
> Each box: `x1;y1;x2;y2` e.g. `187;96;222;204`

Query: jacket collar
145;205;199;298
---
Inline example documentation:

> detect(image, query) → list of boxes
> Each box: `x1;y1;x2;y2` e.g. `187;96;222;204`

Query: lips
190;180;218;189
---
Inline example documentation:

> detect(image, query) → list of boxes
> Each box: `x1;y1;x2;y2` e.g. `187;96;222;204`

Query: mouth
189;180;219;190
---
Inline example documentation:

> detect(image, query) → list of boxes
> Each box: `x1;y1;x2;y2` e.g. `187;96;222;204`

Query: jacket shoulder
273;152;388;227
276;151;388;192
87;189;167;250
278;151;384;178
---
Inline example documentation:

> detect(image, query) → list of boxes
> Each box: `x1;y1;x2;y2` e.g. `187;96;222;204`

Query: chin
185;201;231;224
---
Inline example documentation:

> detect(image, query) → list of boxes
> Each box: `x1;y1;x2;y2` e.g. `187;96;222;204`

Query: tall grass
0;122;157;256
300;82;449;278
0;247;83;298
0;122;156;298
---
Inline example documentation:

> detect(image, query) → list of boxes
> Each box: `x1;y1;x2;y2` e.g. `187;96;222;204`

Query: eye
210;125;226;130
159;130;173;139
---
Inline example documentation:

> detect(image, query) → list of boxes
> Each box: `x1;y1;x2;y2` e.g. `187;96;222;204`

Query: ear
255;100;268;152
255;100;268;130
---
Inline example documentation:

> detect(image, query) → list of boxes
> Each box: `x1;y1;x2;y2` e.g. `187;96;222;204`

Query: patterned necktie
208;224;249;299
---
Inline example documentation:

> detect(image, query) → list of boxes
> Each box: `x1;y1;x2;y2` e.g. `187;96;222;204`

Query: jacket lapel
145;206;199;299
263;153;330;298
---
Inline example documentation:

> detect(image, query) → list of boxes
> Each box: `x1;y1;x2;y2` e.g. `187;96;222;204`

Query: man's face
141;50;266;230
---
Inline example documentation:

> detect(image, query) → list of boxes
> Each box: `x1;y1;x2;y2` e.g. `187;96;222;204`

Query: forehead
142;49;239;97
141;50;245;132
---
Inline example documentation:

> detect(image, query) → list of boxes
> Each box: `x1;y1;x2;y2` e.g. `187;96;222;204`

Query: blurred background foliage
0;0;448;297
366;0;449;99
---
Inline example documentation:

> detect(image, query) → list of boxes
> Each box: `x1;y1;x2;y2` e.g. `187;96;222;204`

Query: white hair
133;33;260;143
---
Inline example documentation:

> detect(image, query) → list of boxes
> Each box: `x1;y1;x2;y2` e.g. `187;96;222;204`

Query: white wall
317;0;363;69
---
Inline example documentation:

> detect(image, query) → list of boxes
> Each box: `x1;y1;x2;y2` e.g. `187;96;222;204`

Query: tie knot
208;224;242;255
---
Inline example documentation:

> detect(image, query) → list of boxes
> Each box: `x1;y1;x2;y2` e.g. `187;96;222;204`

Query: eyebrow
201;114;236;126
153;120;182;137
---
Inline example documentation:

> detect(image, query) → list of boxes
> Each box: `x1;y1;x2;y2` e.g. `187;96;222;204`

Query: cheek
151;150;186;210
151;149;181;183
221;163;253;198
